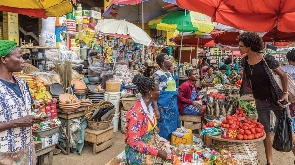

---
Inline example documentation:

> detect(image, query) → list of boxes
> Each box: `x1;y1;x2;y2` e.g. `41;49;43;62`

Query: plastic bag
272;109;293;152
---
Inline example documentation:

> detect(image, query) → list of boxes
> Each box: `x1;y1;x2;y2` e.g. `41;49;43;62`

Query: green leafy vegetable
238;99;257;115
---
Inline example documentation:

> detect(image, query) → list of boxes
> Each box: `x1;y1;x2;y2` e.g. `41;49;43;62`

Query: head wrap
0;40;17;58
185;69;193;76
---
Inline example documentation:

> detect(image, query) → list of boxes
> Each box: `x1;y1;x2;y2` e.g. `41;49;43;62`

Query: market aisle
52;132;125;165
52;132;294;165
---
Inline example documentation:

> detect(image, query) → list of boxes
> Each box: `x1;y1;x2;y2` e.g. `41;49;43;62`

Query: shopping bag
272;109;293;152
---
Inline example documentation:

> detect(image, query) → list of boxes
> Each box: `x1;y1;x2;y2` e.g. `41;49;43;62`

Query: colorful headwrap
0;40;17;58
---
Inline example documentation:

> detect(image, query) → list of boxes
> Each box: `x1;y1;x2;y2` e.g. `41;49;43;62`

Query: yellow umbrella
0;0;73;18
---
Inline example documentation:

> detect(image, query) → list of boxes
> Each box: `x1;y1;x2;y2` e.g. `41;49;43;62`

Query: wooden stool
35;144;55;165
179;115;202;132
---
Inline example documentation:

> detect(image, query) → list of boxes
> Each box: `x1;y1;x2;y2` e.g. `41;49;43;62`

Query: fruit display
220;107;265;140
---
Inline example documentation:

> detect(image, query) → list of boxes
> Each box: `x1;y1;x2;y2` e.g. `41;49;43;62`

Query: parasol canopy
94;19;153;46
148;10;214;33
0;0;73;18
104;0;170;23
176;0;295;32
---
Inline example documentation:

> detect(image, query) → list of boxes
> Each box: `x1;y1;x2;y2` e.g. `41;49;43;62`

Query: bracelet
283;92;289;94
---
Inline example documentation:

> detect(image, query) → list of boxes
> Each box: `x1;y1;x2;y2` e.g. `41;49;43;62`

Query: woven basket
106;81;121;92
246;114;258;121
88;120;110;130
121;97;138;110
212;140;259;165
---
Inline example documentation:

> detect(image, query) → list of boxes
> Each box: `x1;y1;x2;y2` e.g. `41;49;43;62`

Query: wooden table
57;107;86;155
35;144;55;165
208;135;265;165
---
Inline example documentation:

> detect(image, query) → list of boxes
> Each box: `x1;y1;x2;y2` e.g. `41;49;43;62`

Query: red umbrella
176;0;295;32
173;36;213;46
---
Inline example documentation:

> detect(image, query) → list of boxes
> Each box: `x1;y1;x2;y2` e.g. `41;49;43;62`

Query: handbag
262;56;295;103
272;109;293;152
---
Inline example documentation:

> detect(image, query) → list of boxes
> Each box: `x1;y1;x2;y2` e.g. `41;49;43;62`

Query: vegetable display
238;99;257;115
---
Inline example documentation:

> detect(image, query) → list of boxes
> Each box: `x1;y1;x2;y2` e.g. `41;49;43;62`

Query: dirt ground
52;132;294;165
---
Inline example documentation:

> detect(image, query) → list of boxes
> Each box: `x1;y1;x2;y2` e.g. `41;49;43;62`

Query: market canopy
0;0;73;18
104;0;170;23
176;0;295;32
148;10;214;33
95;19;153;46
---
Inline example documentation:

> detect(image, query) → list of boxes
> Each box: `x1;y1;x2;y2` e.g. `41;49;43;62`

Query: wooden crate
84;126;114;154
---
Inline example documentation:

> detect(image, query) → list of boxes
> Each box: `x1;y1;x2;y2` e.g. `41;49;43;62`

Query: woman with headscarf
178;69;206;116
125;74;177;164
152;53;179;140
0;40;42;164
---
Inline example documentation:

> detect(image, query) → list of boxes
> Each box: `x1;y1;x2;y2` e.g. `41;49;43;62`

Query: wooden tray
33;127;59;138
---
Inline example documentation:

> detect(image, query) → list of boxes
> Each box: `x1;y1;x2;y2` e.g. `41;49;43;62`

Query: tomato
239;123;243;128
242;113;246;117
255;128;263;133
228;120;234;125
230;124;237;129
242;126;249;130
245;130;252;135
222;119;228;124
203;125;207;129
237;134;244;140
236;110;239;114
207;122;214;127
250;128;256;134
238;129;245;135
243;123;250;127
226;116;232;120
248;134;254;140
223;124;229;128
243;135;248;140
257;124;264;129
254;134;260;139
257;133;263;138
237;107;242;110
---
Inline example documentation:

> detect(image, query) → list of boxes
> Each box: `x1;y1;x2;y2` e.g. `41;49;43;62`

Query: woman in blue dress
153;53;179;140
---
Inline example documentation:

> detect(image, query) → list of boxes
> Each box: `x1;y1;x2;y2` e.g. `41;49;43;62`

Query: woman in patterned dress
152;53;179;140
125;74;173;164
0;40;43;165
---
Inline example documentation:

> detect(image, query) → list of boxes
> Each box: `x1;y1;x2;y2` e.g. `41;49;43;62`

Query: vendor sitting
125;74;174;164
178;69;206;116
201;67;216;87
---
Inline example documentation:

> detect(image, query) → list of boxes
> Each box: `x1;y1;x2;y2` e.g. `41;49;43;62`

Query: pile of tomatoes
221;107;265;140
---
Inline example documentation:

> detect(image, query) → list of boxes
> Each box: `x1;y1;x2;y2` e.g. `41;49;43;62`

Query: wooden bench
179;115;202;132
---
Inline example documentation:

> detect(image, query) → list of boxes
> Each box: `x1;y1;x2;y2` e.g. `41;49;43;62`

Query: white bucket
39;35;46;46
105;92;121;114
112;113;120;132
120;110;127;134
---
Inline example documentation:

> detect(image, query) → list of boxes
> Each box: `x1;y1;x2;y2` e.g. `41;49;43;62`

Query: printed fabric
0;76;34;165
124;101;158;163
183;88;202;115
153;70;179;139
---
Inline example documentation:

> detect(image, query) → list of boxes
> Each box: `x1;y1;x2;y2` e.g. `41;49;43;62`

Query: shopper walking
238;32;289;165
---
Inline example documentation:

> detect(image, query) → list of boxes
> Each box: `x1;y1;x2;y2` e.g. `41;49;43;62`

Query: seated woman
178;69;206;116
201;67;216;87
125;74;174;164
